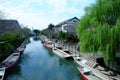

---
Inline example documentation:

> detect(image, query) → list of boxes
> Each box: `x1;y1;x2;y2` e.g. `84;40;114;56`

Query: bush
0;32;23;61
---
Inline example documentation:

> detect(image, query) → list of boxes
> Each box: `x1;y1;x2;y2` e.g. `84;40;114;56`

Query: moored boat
0;53;20;71
77;67;91;80
44;41;53;49
53;46;74;60
16;40;26;55
0;67;5;80
16;45;26;55
75;57;113;80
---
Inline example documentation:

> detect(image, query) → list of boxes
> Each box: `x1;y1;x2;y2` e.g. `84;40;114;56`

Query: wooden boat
0;53;20;71
0;67;5;80
44;41;53;49
53;46;74;60
75;58;113;80
16;45;26;55
77;67;91;80
16;40;26;55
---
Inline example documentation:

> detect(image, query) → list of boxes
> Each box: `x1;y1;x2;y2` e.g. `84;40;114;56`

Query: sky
0;0;96;30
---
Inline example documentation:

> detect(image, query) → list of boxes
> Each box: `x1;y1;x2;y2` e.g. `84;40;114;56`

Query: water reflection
46;49;55;57
6;37;83;80
8;64;21;75
59;58;74;66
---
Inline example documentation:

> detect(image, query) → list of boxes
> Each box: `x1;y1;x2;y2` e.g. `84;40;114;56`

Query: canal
6;37;83;80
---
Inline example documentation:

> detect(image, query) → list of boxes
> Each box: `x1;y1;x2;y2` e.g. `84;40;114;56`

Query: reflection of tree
47;50;55;57
7;64;21;76
20;54;31;64
33;36;39;41
26;38;31;44
58;58;82;80
58;58;76;67
11;64;21;75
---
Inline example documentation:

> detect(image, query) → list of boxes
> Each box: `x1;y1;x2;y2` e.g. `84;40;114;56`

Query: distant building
54;17;80;37
0;20;23;34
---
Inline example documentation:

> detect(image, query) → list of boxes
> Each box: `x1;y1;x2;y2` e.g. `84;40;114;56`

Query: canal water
6;38;83;80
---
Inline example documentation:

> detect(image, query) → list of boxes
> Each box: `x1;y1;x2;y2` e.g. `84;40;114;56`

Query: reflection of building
54;17;80;37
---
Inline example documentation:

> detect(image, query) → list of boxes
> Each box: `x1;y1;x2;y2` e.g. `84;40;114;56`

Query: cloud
22;0;43;8
0;0;96;30
47;0;67;14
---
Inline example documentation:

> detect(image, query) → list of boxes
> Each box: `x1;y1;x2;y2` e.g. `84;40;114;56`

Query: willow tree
77;0;120;70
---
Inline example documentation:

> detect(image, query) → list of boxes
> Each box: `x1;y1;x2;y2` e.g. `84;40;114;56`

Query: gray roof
55;17;80;27
0;20;22;34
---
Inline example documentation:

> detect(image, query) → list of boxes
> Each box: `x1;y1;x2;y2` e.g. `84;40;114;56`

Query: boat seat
57;47;62;50
13;54;19;56
83;71;92;75
63;50;70;54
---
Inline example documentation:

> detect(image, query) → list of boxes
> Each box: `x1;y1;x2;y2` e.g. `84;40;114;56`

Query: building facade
54;17;80;37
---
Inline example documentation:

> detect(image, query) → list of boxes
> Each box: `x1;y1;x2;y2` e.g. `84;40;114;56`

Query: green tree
0;32;23;61
77;0;120;70
33;29;40;36
48;23;54;29
22;27;31;38
43;23;55;38
58;31;70;40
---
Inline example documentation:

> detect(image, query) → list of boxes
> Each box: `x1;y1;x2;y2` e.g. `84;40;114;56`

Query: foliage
41;24;55;38
48;23;54;29
77;0;120;69
22;27;31;38
0;33;23;61
33;29;40;36
58;31;70;40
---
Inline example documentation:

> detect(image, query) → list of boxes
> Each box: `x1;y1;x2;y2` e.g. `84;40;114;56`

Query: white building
54;17;80;36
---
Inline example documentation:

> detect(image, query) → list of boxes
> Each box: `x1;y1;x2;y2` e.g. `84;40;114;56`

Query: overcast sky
0;0;96;30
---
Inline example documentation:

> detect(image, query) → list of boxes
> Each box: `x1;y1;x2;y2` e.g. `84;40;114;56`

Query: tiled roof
0;20;22;34
55;17;80;27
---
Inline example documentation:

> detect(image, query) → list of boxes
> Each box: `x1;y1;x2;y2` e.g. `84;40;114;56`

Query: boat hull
17;47;25;56
1;53;20;71
44;45;52;49
80;71;88;80
53;48;74;60
6;54;20;71
0;67;5;80
43;41;53;49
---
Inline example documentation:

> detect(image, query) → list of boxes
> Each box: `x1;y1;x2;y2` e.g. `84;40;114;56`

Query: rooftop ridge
55;17;80;27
